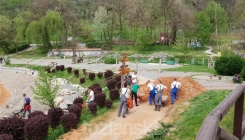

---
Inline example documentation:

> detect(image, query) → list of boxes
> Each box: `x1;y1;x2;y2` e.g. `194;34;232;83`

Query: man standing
170;78;181;104
155;80;167;111
147;80;156;105
131;71;138;85
86;87;94;110
131;82;140;106
22;94;31;118
118;83;128;118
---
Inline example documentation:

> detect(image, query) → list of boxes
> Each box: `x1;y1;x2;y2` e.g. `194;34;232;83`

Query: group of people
118;71;139;118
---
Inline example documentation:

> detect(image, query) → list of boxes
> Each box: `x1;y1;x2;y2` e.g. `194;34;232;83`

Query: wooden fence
196;83;245;140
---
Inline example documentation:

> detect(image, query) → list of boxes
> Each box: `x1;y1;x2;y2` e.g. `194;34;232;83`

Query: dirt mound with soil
138;77;206;105
0;85;11;107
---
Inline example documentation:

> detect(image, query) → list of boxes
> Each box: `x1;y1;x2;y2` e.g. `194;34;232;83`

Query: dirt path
61;102;188;140
0;85;11;107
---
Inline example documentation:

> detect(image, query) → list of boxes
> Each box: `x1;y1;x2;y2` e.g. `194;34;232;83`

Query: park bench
140;59;148;63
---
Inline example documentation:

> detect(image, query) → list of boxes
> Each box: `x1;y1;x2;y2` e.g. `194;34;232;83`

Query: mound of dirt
138;77;206;105
0;85;11;107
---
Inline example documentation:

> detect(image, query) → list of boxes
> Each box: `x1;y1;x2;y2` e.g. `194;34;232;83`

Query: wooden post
233;92;244;139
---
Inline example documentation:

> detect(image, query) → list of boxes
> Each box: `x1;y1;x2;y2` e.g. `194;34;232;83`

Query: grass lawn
164;65;216;74
10;47;46;59
142;90;232;140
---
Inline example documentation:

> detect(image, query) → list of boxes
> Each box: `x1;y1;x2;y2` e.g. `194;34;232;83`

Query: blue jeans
22;109;31;118
171;89;178;104
149;91;155;105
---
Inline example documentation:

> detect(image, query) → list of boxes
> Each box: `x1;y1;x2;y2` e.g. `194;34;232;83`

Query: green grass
10;47;46;59
164;90;231;140
164;65;216;74
208;33;241;46
141;123;172;140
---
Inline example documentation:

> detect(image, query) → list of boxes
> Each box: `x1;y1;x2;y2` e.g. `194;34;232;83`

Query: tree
93;6;108;41
31;71;59;108
25;10;63;53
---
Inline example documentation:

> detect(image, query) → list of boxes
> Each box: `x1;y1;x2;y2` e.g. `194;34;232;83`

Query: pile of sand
0;85;11;107
138;77;207;105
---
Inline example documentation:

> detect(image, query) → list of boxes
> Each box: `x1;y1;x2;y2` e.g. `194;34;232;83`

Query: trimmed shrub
73;97;84;106
51;69;56;73
46;67;51;73
104;70;114;80
215;54;244;76
48;108;64;128
107;79;117;90
68;104;82;121
28;111;44;119
0;117;25;140
67;67;72;74
82;69;86;74
94;93;106;107
0;134;13;140
88;103;97;115
116;81;121;89
94;86;102;95
97;72;103;78
55;65;60;71
89;73;96;80
80;77;85;84
114;75;121;82
109;89;120;101
25;115;49;140
104;57;116;64
74;70;79;77
105;100;113;108
60;113;78;132
60;65;65;71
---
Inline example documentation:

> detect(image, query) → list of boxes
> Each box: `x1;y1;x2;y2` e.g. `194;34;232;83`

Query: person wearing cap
155;80;167;111
170;78;181;104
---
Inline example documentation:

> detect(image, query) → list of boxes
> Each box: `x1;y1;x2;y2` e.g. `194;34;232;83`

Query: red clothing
24;105;31;111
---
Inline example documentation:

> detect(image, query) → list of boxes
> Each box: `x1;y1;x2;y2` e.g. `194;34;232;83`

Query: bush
0;134;13;140
80;77;85;84
116;81;121;89
82;69;86;74
104;70;114;80
241;68;245;81
28;111;45;119
73;97;84;106
104;57;116;64
67;67;72;74
51;69;56;73
60;113;78;132
25;115;49;140
74;70;79;77
46;67;51;73
0;117;25;140
114;75;121;82
109;89;120;101
56;65;60;71
107;79;117;90
4;57;11;65
88;103;97;115
105;100;113;108
68;104;82;121
94;86;102;95
60;65;65;71
89;72;96;80
48;108;64;128
94;93;106;107
215;54;244;76
97;72;103;78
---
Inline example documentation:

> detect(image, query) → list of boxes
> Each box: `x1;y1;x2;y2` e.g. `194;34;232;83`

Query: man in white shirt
147;80;156;105
131;71;137;85
86;87;94;110
170;78;181;104
155;80;167;111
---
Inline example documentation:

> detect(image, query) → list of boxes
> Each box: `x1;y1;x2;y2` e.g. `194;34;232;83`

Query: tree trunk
171;24;177;43
42;28;51;53
63;27;68;48
119;13;123;44
72;24;76;64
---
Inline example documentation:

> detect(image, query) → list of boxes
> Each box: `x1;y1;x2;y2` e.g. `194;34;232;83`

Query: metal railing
196;83;245;140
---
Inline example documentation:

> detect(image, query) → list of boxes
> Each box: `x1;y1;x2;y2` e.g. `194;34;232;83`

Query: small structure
159;33;172;45
154;52;167;72
128;53;144;71
47;48;102;57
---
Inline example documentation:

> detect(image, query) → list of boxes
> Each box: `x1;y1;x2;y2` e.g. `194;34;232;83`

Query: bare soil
60;77;204;140
0;85;11;107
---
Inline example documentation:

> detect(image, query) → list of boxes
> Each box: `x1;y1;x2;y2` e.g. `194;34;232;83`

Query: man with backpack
171;78;181;104
22;94;31;118
118;83;129;118
147;80;156;105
